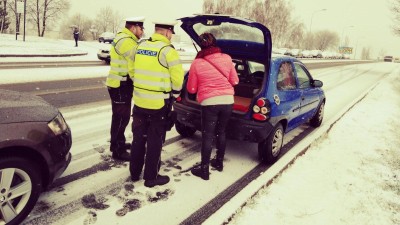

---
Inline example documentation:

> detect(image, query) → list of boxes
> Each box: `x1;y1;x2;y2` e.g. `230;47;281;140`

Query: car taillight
176;96;182;102
252;97;271;121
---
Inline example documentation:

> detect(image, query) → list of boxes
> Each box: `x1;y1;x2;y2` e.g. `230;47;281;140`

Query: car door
294;62;321;122
275;61;302;131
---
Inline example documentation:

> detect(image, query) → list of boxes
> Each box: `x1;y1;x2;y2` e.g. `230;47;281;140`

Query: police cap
125;16;145;27
153;21;177;34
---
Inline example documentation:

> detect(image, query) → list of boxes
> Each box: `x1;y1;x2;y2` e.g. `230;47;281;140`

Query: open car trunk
184;57;265;114
179;14;271;115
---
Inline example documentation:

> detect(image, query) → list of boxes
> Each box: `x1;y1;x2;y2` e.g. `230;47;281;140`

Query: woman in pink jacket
187;33;239;180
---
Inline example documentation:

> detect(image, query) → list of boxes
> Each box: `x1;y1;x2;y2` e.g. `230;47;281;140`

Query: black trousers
200;104;233;165
107;78;133;153
130;105;168;180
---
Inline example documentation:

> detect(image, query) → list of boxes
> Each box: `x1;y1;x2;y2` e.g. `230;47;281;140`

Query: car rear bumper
174;102;273;143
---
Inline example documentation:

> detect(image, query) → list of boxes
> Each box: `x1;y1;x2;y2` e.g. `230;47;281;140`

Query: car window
248;61;265;73
294;63;312;89
193;23;264;44
277;62;296;90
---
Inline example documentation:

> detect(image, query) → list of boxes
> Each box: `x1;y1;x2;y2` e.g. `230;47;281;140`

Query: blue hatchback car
173;14;325;164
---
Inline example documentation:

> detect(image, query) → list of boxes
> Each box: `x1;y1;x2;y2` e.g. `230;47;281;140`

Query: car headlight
48;113;68;135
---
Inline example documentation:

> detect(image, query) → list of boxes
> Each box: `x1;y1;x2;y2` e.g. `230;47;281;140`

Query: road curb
202;75;386;225
0;52;88;57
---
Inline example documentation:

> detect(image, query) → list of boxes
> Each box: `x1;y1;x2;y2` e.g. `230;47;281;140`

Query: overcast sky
288;0;399;57
67;0;400;58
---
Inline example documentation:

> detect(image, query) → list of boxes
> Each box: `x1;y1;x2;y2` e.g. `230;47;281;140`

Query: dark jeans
130;105;168;180
201;104;233;165
107;78;133;153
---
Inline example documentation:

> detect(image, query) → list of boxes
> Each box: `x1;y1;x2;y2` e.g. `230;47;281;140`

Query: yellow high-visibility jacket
106;28;138;88
133;33;184;109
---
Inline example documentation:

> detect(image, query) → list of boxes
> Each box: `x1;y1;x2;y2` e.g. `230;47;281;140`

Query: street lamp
309;8;327;33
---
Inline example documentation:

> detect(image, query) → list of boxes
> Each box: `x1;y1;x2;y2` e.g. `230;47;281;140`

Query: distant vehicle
310;49;323;58
97;46;110;64
300;50;312;58
98;32;115;43
394;57;400;63
0;89;72;225
174;14;326;164
343;54;351;59
384;55;394;62
276;48;290;55
289;49;302;58
97;38;148;64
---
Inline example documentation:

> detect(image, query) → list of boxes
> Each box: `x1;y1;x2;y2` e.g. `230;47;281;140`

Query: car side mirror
312;80;323;87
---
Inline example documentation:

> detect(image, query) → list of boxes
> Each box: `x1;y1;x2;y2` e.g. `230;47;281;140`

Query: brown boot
191;164;209;180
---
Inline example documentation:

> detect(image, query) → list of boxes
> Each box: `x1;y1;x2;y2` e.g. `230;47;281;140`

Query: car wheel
310;101;324;127
175;120;196;138
0;157;42;225
258;123;284;164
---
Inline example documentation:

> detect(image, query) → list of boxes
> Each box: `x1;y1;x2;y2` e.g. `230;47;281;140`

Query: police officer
106;16;145;161
130;21;184;187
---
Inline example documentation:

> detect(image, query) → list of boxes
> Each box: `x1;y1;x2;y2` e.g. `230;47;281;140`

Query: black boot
191;164;209;180
112;150;130;161
210;156;223;172
144;175;170;188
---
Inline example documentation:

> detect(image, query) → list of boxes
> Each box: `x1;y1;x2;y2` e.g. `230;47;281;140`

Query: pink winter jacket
187;53;239;104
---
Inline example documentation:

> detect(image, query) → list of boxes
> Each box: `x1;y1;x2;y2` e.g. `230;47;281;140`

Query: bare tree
202;0;304;48
94;6;113;33
391;0;400;35
313;30;339;50
26;0;69;37
59;13;92;41
282;22;305;48
6;0;21;34
361;47;371;60
1;0;10;33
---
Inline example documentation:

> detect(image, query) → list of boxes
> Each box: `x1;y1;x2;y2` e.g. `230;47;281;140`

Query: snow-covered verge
228;66;400;224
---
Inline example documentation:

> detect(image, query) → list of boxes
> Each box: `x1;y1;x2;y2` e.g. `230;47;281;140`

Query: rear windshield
193;22;264;44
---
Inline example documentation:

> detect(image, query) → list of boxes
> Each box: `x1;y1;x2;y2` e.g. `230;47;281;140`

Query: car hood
0;89;59;124
179;14;272;63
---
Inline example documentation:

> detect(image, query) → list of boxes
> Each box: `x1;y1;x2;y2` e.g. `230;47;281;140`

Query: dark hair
199;33;216;48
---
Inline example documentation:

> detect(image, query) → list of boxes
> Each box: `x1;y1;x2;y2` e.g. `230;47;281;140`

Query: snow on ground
229;66;400;225
1;35;400;224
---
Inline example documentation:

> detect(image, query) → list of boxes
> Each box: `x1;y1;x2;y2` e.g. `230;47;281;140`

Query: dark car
0;89;72;225
383;55;393;62
173;14;325;164
98;32;115;43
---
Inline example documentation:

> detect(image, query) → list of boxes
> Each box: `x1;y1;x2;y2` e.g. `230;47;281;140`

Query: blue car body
174;14;325;163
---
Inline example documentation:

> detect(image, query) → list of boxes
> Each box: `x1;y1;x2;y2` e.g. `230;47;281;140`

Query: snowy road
16;62;395;224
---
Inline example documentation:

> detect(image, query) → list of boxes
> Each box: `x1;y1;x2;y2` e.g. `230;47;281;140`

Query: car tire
258;123;284;164
175;120;196;138
310;101;324;127
0;156;42;225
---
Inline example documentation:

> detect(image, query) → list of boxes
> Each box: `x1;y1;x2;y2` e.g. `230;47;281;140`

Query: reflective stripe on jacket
106;28;138;88
133;33;184;109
